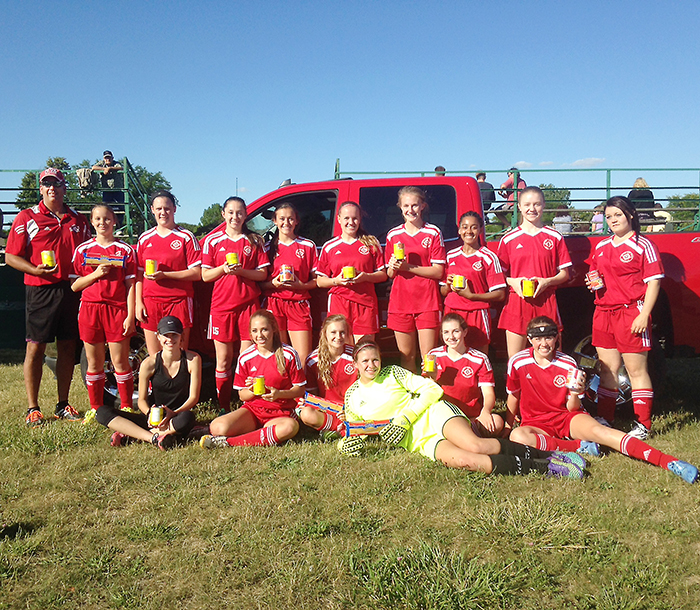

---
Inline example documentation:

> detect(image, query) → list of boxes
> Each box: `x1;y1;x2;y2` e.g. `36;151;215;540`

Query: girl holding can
316;201;387;343
385;187;446;371
201;197;270;413
201;309;305;448
441;211;506;352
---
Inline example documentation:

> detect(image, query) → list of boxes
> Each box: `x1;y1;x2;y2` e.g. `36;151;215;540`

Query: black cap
527;322;558;338
157;316;183;335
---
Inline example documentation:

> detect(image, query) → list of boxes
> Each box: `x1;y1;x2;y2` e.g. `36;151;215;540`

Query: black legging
96;405;195;436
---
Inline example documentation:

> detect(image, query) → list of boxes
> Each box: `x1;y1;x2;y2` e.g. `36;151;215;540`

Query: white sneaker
199;435;229;449
627;421;650;440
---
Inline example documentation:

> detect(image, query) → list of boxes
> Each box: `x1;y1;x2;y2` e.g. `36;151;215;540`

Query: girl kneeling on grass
201;310;305;448
424;313;504;438
338;341;588;479
298;314;356;435
506;316;698;484
96;316;201;450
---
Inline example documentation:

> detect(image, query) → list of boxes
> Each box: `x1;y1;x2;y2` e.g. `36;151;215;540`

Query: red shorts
444;306;491;346
498;291;561;335
592;303;650;353
266;297;312;332
208;300;259;343
328;294;379;335
522;409;582;439
141;298;193;332
387;310;441;334
241;403;298;426
79;301;133;344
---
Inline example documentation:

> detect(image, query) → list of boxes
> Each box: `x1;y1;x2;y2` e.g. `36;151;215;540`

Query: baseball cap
157;316;183;335
103;150;113;157
527;321;558;338
39;168;66;183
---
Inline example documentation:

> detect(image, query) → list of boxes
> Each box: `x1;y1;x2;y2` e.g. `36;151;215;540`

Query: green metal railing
333;159;700;235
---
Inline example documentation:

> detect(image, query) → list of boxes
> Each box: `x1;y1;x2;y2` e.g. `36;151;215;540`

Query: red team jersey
234;344;306;413
264;237;318;301
427;346;495;417
385;223;446;313
443;246;506;311
588;235;664;306
202;233;270;313
6;201;91;286
305;344;357;405
316;237;385;306
70;239;137;305
136;226;201;300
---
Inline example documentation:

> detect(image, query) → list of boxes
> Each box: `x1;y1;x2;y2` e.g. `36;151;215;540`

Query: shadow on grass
0;348;24;365
0;522;37;540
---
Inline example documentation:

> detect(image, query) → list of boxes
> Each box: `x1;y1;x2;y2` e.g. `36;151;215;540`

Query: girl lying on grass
507;316;698;484
96;315;200;450
338;340;588;479
200;309;305;448
423;313;504;438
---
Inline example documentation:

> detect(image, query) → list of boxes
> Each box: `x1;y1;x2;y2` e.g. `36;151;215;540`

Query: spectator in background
434;166;446;176
627;177;654;222
92;150;124;204
553;209;572;234
591;204;605;233
495;168;527;228
476;172;496;211
648;203;672;233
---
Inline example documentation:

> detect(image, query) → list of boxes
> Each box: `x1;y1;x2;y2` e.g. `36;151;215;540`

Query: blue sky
2;1;699;223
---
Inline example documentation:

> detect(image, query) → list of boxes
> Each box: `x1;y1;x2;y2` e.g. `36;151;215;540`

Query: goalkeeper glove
337;436;365;457
379;415;411;445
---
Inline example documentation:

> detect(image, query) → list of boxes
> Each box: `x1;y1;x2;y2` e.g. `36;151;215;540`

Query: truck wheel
80;332;148;408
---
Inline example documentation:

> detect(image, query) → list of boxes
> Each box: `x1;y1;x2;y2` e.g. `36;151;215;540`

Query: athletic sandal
551;451;587;470
25;409;45;427
577;441;601;458
54;403;81;421
547;458;584;480
199;435;229;449
667;460;699;484
628;421;650;441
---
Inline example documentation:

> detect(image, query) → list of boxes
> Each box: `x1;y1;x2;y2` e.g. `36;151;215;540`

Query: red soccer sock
224;426;280;447
535;433;583;453
318;410;344;433
631;389;653;429
114;370;134;409
596;386;618;423
619;434;674;469
215;369;233;413
85;370;105;410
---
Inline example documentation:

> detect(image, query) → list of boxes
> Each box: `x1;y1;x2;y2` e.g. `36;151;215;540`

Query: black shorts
25;282;80;343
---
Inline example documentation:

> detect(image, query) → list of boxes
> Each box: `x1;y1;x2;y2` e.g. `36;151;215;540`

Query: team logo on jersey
421;237;432;248
70;225;81;233
244;245;252;256
553;374;566;388
344;363;355;375
460;367;474;379
542;238;554;251
472;260;484;271
359;245;370;255
171;240;183;250
516;243;524;249
296;249;305;259
620;251;634;263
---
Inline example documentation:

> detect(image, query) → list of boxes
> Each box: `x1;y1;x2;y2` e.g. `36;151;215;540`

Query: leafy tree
538;183;572;228
199;203;223;234
15;156;81;208
667;193;699;226
131;165;171;199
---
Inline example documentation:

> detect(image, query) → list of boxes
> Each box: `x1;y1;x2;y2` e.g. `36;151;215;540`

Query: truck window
358;185;459;243
246;190;338;245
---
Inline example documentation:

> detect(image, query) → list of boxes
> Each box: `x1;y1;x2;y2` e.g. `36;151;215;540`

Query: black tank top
150;351;190;410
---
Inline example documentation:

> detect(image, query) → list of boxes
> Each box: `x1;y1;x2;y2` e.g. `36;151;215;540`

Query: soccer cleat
547;457;584;480
628;421;650;440
110;431;127;447
594;416;612;428
552;451;587;470
577;441;601;458
55;403;81;421
200;434;230;449
667;460;699;484
319;430;341;442
25;409;45;427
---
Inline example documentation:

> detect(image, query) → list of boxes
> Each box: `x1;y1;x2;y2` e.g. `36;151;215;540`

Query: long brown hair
337;201;380;253
223;197;264;248
316;314;350;389
250;310;286;374
267;202;299;264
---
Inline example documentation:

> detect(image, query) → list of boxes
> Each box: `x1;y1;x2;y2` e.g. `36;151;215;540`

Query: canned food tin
522;279;536;298
586;270;605;291
423;353;436;373
342;266;356;280
253;376;266;396
566;368;585;390
41;250;56;268
145;259;157;275
452;275;465;290
226;252;239;266
148;406;164;427
393;242;405;260
280;264;294;282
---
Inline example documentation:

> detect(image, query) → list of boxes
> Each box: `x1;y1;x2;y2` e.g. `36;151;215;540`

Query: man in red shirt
6;168;91;425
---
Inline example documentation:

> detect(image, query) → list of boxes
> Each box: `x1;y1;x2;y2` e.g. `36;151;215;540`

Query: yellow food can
393;242;405;260
253;376;266;396
145;259;157;275
342;266;356;280
423;353;436;373
148;406;164;427
41;250;56;268
226;252;239;266
452;275;465;289
522;279;536;298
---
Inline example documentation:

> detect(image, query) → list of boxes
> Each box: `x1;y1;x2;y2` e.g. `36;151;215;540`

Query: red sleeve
497;238;511;275
233;354;250;389
556;235;572;269
384;233;396;266
254;242;270;270
641;240;664;281
477;356;495;386
288;349;306;386
5;211;28;258
429;229;446;265
305;359;319;393
124;246;138;279
315;244;330;277
485;255;506;291
372;244;385;271
184;233;201;269
505;356;520;396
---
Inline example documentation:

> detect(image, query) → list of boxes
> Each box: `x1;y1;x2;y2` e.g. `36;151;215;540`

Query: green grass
1;352;700;609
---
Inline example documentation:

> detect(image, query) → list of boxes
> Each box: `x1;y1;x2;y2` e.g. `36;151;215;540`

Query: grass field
1;350;699;609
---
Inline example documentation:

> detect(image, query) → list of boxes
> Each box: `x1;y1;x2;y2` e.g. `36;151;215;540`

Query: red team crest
472;260;484;271
170;240;183;250
358;245;370;255
344;363;355;375
421;237;432;248
296;249;305;259
243;245;252;256
620;251;634;263
542;238;554;251
553;374;567;388
460;367;474;379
